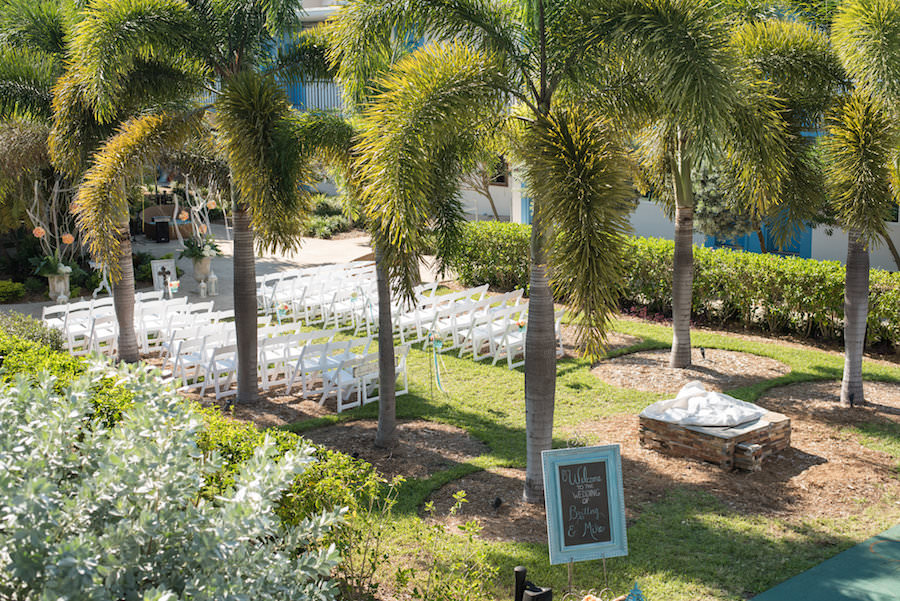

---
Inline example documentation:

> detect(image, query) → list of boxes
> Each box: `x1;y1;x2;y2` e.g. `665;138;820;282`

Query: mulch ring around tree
301;419;489;482
590;347;790;394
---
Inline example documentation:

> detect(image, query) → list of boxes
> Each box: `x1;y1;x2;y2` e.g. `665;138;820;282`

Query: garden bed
591;348;790;393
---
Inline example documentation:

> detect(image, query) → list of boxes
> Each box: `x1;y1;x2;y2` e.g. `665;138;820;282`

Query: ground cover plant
0;357;341;601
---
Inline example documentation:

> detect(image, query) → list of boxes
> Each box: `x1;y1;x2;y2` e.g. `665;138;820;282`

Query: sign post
541;445;628;567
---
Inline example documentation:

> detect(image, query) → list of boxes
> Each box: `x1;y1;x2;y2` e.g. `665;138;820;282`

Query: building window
490;157;508;186
888;203;899;223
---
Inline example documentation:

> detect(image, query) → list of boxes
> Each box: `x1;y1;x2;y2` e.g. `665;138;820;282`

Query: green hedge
446;222;900;347
448;221;531;290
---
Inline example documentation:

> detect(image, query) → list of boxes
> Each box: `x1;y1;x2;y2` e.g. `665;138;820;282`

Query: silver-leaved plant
0;357;343;601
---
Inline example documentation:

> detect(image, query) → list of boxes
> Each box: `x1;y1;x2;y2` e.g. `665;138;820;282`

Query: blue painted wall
705;222;813;258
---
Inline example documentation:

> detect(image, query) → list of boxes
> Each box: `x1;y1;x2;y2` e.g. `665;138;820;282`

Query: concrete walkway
6;224;441;318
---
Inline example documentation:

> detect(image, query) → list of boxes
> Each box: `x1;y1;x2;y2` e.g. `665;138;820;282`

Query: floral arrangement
180;236;221;260
31;254;72;277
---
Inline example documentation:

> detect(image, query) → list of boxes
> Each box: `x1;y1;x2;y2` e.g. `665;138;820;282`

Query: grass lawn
275;317;900;601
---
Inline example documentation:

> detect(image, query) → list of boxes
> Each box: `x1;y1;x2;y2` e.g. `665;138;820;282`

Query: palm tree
52;0;337;390
736;2;900;406
329;0;789;501
827;0;900;406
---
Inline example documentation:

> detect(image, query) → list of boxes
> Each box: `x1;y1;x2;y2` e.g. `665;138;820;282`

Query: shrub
0;358;341;601
0;331;84;389
0;280;25;302
448;222;900;348
0;312;64;350
23;277;44;293
303;214;353;239
447;221;530;290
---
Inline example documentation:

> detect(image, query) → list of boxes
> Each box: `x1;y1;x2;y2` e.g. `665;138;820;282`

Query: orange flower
32;226;46;238
206;200;217;210
61;233;75;245
178;210;189;221
199;224;207;234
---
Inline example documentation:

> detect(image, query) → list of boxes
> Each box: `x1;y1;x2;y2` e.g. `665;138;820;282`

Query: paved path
5;225;442;318
751;523;900;601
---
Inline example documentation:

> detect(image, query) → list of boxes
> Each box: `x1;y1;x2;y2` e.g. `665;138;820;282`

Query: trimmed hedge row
446;222;900;347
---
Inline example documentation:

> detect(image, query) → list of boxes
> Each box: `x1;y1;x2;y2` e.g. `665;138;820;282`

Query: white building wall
458;186;513;221
630;199;706;246
811;222;900;271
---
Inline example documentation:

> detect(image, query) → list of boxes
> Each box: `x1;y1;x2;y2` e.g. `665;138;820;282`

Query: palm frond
291;110;355;171
0;45;58;119
517;104;634;360
326;0;524;109
356;41;506;300
74;110;204;281
832;0;900;104
719;77;791;217
0;0;69;56
216;70;313;254
589;0;740;150
823;90;897;243
731;18;846;125
48;72;112;177
69;0;209;122
268;25;335;84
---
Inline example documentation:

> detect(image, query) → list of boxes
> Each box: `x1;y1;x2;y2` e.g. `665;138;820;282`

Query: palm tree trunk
114;225;139;362
233;204;258;403
881;231;900;272
523;204;556;504
841;230;869;406
756;230;767;254
374;244;398;448
670;133;694;368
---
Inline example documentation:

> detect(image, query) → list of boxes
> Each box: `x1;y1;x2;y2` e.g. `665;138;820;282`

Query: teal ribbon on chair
427;333;446;393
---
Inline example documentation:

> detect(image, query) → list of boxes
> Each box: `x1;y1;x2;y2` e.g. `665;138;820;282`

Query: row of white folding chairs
425;289;525;354
48;292;171;355
326;344;411;413
257;261;376;314
470;307;565;369
394;284;490;344
173;333;376;403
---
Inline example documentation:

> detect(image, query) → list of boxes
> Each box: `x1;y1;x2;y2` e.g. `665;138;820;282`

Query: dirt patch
427;407;900;543
181;386;332;429
560;324;641;358
591;348;790;394
427;467;547;544
301;419;489;481
758;380;900;425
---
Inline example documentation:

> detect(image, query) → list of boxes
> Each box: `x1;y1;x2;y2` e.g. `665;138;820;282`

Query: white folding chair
198;343;238;400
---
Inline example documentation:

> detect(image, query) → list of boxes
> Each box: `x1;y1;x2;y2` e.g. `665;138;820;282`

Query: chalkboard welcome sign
542;445;627;565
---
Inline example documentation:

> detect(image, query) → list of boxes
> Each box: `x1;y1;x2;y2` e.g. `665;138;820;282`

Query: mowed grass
281;317;900;601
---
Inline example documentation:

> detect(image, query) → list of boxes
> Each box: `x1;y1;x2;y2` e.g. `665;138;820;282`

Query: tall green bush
447;221;531;291
447;222;900;347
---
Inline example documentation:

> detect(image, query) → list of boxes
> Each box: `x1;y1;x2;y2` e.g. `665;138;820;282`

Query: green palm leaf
73;109;204;281
216;70;312;254
519;104;634;359
823;90;897;243
356;41;506;299
832;0;900;104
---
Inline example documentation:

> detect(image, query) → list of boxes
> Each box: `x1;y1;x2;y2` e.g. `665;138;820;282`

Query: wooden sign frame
541;445;628;565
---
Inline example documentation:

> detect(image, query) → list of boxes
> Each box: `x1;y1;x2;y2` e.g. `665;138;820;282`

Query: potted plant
179;235;221;284
32;252;73;302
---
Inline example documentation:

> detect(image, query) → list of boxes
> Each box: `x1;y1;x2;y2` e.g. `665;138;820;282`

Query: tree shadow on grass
481;488;859;601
